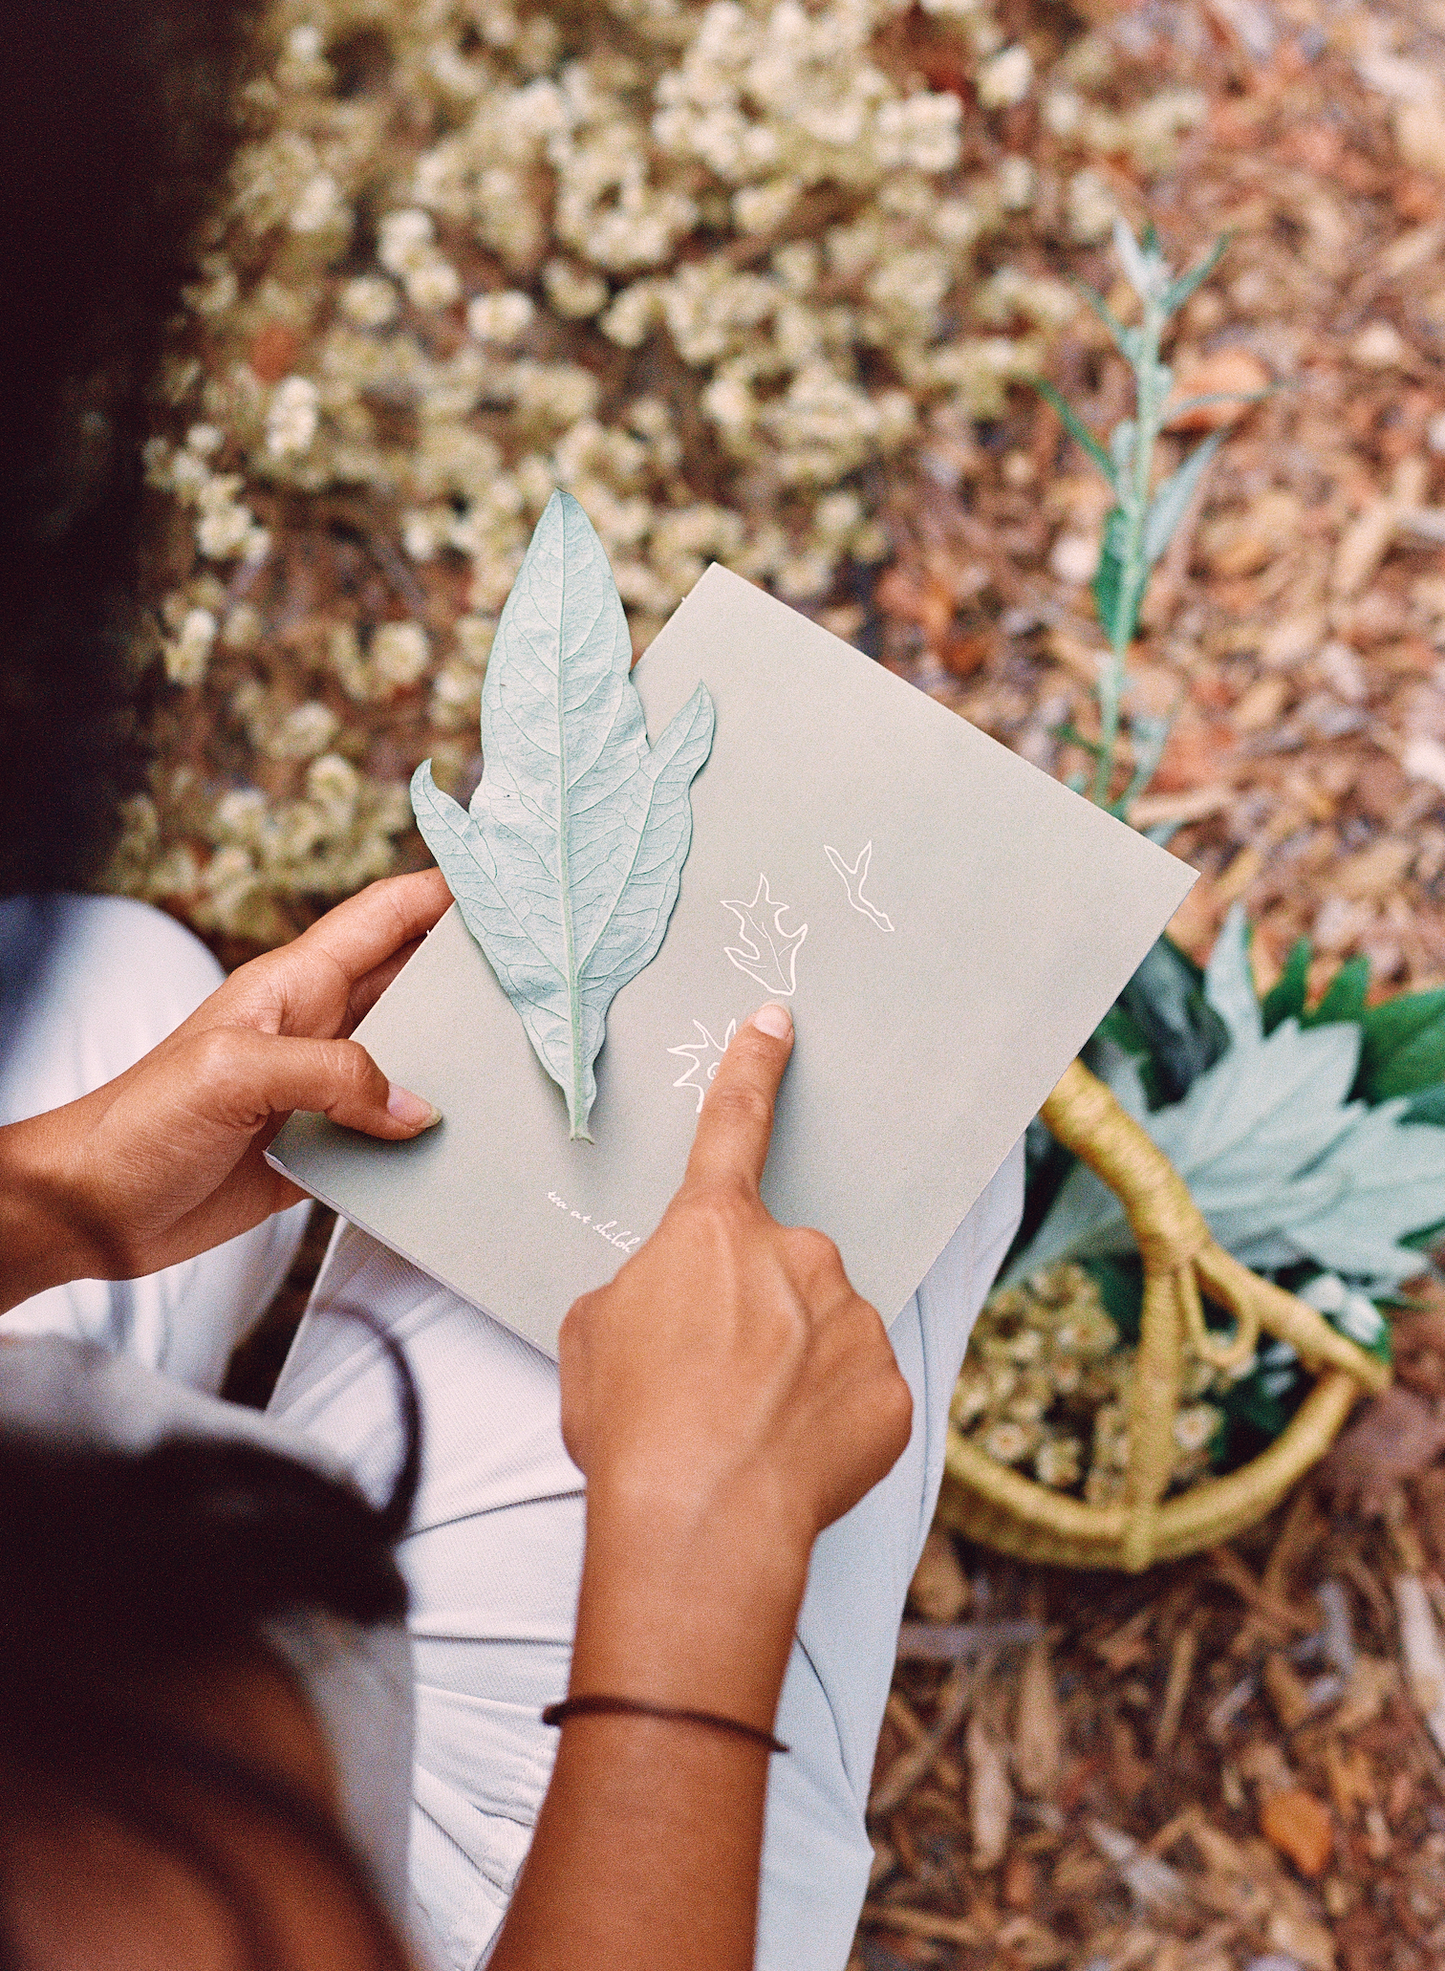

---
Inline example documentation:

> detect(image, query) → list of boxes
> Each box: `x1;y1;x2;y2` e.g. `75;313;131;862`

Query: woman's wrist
0;1114;89;1312
571;1487;812;1735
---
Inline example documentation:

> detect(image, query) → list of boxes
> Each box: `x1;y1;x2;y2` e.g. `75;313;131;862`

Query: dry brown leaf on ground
966;1701;1013;1870
1013;1634;1063;1798
905;1528;969;1624
1318;1388;1445;1514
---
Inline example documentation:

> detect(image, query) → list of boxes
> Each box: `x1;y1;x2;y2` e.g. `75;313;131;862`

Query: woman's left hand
0;870;450;1311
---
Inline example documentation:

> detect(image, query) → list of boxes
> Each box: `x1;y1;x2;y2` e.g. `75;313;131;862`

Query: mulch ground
877;0;1445;1000
855;3;1445;1963
208;1;1445;1964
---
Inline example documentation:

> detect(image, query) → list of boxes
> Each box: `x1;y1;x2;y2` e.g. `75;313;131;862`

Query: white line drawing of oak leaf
722;876;808;996
824;841;894;932
667;1019;737;1113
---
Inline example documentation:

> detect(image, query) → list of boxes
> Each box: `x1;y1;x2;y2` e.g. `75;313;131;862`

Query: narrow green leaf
1112;707;1177;821
1303;953;1370;1029
412;489;715;1140
1032;378;1115;482
1114;217;1166;303
1054;720;1106;758
1165;389;1270;424
1162;235;1231;316
1072;280;1142;366
1110;418;1137;488
1091;507;1135;647
1261;938;1311;1035
1142;430;1225;567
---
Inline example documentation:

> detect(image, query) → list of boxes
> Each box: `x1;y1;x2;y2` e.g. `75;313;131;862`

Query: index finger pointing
683;1002;794;1196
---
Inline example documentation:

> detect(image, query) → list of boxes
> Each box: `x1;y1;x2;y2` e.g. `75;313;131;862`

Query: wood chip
1154;1623;1199;1757
869;1660;974;1820
1259;1786;1334;1879
1210;1546;1315;1635
1262;1652;1314;1731
967;1702;1014;1870
906;1528;969;1624
1014;1636;1064;1798
861;1902;990;1947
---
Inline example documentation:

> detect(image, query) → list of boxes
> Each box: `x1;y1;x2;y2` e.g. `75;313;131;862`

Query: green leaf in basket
1357;987;1445;1100
1405;1084;1445;1127
1108;934;1230;1105
1302;953;1369;1028
1011;907;1445;1291
1261;938;1311;1036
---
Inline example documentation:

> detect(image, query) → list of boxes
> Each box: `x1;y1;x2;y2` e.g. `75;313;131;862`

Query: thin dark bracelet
541;1693;789;1754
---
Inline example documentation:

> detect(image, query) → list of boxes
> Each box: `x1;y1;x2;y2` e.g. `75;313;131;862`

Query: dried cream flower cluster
954;1264;1226;1504
124;0;1202;937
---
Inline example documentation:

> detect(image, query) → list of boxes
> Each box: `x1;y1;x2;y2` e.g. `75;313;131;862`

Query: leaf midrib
553;549;584;1130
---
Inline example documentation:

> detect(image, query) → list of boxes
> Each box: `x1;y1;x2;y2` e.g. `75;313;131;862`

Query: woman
0;908;927;1969
0;2;1023;1963
0;870;1022;1968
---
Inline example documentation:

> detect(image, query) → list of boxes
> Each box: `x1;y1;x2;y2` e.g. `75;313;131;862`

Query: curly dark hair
0;0;253;896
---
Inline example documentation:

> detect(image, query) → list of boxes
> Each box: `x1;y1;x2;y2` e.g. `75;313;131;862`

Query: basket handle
1041;1058;1390;1570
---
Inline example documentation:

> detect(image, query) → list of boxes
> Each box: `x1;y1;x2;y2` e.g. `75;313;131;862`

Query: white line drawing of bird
667;1019;737;1112
721;876;808;996
824;841;894;932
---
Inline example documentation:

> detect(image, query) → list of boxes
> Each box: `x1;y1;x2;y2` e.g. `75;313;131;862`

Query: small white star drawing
667;1019;737;1113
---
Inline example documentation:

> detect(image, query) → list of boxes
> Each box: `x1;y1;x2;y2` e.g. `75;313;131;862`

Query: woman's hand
558;1001;913;1731
0;871;450;1311
497;1005;913;1971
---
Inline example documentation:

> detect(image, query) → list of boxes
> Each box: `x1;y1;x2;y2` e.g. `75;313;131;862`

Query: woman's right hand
556;1001;913;1732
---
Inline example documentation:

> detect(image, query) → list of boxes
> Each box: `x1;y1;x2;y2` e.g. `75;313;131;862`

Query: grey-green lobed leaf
411;489;715;1140
1009;908;1445;1289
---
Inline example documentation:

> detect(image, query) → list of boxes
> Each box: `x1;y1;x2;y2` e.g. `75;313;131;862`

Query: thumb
176;1027;442;1141
682;1003;794;1196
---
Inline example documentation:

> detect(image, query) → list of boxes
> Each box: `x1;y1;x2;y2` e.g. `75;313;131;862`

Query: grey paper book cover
269;565;1195;1357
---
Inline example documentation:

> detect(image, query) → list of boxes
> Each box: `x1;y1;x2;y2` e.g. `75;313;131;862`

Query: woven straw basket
936;1059;1392;1571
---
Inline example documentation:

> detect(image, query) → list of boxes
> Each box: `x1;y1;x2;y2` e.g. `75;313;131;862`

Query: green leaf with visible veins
412;490;714;1140
1012;909;1445;1288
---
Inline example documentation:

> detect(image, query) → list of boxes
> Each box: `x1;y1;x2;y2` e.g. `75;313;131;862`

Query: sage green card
269;565;1194;1357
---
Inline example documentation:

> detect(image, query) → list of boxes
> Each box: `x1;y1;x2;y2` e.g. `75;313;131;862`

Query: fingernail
750;1002;792;1041
387;1084;441;1130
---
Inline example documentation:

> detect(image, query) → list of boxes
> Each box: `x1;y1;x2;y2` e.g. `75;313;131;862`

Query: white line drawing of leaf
722;876;808;996
667;1019;737;1113
824;840;894;931
411;489;714;1140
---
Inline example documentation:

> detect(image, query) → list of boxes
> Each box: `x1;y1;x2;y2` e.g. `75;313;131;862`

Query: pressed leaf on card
412;490;714;1139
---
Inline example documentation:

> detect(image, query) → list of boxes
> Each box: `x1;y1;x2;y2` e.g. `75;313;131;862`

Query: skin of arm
0;871;451;1315
490;1006;914;1971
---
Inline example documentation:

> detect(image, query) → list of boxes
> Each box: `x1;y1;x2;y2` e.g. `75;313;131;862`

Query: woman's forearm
487;1491;810;1971
0;1114;88;1314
